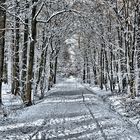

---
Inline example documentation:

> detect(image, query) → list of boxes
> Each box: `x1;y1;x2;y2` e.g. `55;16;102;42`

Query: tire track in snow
81;91;108;140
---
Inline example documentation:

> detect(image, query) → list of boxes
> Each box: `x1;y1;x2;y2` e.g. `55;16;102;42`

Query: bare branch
37;9;81;23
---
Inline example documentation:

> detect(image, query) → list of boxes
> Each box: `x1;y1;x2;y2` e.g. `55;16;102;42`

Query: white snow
2;84;23;107
0;119;44;132
1;78;140;139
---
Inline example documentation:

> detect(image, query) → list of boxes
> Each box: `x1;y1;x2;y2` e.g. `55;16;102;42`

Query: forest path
0;78;140;140
30;78;140;140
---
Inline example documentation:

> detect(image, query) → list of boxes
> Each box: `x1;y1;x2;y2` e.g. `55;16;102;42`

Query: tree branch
37;9;80;23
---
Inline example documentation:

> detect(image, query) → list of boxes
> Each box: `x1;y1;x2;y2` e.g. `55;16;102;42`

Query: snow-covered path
1;78;140;140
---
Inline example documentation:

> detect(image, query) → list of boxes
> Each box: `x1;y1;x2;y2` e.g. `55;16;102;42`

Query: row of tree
71;0;140;98
0;0;140;106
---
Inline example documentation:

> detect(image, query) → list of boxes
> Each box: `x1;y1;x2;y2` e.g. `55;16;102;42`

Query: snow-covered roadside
85;85;140;133
0;77;80;118
0;84;23;119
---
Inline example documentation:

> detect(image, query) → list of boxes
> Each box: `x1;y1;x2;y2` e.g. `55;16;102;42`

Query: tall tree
25;0;38;105
12;0;20;95
0;0;6;104
21;0;29;100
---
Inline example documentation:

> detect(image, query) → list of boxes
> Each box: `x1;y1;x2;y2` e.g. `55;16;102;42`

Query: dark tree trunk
100;47;103;90
21;0;29;100
0;0;6;104
35;33;48;95
110;47;113;92
53;56;58;84
14;0;20;95
25;0;38;106
83;52;86;83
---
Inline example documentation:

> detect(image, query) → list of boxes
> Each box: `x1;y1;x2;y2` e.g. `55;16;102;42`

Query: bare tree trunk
104;48;108;91
35;29;48;95
91;48;98;85
135;1;140;95
129;4;137;97
0;0;6;104
11;27;15;95
100;47;103;90
48;61;54;90
21;0;29;100
13;0;20;95
83;51;86;83
116;26;123;92
48;36;54;90
53;56;58;84
110;46;113;92
25;0;38;106
11;0;20;96
86;42;91;84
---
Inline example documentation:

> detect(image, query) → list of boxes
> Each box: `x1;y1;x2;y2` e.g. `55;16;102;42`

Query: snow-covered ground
1;77;140;139
86;85;140;137
2;84;22;107
0;84;23;119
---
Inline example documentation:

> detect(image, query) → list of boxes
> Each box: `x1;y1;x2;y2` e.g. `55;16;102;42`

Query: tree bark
25;0;38;106
0;0;6;104
100;47;103;90
21;0;29;100
13;0;20;95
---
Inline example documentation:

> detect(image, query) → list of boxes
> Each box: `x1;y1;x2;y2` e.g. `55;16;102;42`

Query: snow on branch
33;2;44;20
37;9;81;23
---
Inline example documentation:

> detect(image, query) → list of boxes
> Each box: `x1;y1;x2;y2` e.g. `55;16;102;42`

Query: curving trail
31;79;140;140
1;79;140;140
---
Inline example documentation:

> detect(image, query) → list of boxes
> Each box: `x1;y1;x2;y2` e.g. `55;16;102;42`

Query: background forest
0;0;140;106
